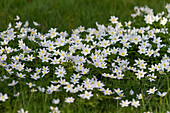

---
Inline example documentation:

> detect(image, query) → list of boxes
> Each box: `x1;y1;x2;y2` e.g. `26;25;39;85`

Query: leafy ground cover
0;1;170;113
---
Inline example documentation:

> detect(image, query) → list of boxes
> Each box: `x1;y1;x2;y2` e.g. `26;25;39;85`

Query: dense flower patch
0;4;170;113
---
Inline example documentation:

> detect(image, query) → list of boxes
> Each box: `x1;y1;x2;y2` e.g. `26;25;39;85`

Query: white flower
8;80;18;86
160;17;167;25
65;97;75;104
85;34;94;42
114;88;123;95
14;15;20;20
26;82;36;88
167;48;170;53
14;92;20;97
52;98;60;104
145;15;154;24
37;87;45;92
120;100;131;107
125;21;131;27
109;16;118;24
147;73;157;82
63;84;74;92
27;54;35;61
103;88;112;95
147;87;157;94
146;49;154;57
17;108;28;113
15;21;22;29
119;47;128;56
24;21;29;27
157;91;167;97
137;93;143;100
17;72;26;78
50;106;60;113
77;84;85;92
131;98;140;108
33;21;40;26
30;73;40;80
130;90;134;95
81;45;92;56
135;69;147;80
0;93;8;102
113;96;122;100
144;111;153;113
82;91;93;100
55;66;67;78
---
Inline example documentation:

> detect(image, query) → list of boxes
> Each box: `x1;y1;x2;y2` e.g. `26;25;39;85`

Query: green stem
141;90;145;111
43;94;48;112
160;97;162;106
13;96;19;113
28;92;33;107
117;100;119;109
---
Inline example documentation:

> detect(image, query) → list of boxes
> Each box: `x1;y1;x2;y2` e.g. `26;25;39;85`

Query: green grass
0;0;168;33
0;0;170;113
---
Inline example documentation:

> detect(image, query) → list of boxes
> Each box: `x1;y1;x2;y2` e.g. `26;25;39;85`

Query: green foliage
0;0;170;113
0;0;169;33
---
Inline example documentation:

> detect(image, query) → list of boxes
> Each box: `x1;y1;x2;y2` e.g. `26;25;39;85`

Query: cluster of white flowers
0;3;170;112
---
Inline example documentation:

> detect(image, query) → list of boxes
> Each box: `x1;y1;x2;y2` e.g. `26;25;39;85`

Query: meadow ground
0;0;170;113
0;0;169;33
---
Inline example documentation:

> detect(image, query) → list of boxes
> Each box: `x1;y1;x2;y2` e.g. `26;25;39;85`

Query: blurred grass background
0;0;168;33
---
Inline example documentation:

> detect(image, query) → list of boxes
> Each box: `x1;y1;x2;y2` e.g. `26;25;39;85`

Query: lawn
0;0;170;113
0;0;169;32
